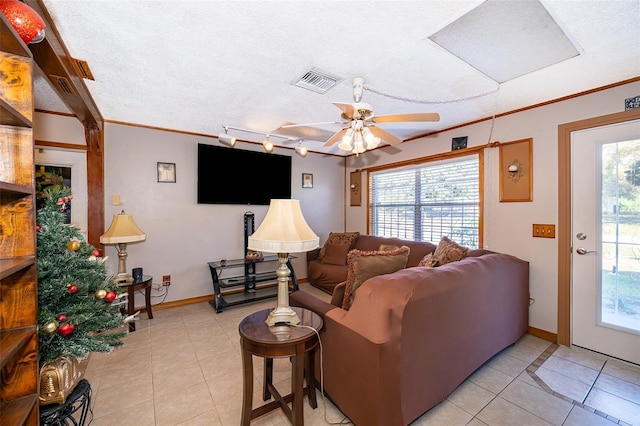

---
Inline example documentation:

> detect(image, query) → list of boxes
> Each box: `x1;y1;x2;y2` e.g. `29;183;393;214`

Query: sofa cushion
342;245;410;310
379;244;400;252
319;232;360;259
320;243;351;266
418;252;439;267
433;236;468;265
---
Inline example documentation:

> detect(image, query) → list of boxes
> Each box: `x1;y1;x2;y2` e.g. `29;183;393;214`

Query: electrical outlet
532;224;555;238
162;275;171;286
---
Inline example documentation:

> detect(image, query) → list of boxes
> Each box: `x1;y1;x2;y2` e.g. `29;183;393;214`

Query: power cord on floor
292;324;352;425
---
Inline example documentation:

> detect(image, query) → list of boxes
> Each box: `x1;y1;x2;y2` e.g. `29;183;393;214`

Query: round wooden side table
239;307;323;425
117;274;153;332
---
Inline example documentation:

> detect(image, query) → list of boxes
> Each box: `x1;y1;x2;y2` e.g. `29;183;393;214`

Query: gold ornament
94;289;107;299
66;240;81;251
43;321;58;333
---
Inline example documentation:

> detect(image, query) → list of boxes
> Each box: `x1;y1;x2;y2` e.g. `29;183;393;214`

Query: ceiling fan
278;77;440;154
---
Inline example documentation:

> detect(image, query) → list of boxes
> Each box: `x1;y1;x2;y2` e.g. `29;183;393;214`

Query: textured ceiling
35;0;640;156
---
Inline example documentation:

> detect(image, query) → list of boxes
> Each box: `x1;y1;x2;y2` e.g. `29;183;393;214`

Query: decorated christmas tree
37;186;127;363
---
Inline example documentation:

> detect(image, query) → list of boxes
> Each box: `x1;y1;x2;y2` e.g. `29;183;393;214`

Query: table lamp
100;210;146;283
248;199;319;326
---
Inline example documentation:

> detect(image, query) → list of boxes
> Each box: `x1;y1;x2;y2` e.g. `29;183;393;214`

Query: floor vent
49;75;75;95
292;67;344;94
72;58;95;80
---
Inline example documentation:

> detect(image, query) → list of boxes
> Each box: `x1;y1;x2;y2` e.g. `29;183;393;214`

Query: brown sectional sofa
293;242;529;426
307;234;438;294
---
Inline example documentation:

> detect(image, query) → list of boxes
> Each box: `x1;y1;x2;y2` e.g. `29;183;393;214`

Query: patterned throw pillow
433;236;468;265
319;232;360;259
342;245;410;310
418;252;439;267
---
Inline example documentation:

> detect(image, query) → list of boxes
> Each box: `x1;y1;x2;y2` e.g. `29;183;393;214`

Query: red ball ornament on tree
104;291;116;303
56;314;67;322
67;284;78;294
92;249;100;257
0;0;46;44
36;225;41;231
57;322;74;336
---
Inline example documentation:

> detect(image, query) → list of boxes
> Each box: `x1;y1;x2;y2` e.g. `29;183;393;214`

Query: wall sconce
219;126;236;147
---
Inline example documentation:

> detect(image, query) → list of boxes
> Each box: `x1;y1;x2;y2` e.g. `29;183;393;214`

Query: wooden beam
24;0;102;130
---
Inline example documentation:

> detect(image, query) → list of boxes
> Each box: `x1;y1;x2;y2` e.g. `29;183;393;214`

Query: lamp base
265;306;300;326
114;273;132;284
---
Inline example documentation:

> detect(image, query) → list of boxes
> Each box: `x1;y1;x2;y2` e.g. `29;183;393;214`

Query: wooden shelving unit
0;12;39;425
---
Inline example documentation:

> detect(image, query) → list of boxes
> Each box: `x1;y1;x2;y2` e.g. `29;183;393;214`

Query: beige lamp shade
100;211;146;244
248;199;318;253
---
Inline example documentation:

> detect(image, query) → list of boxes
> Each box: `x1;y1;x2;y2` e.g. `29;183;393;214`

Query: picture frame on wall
302;173;313;188
157;162;176;183
499;138;532;202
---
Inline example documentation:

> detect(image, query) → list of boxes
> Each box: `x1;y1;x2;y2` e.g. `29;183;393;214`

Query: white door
572;119;640;364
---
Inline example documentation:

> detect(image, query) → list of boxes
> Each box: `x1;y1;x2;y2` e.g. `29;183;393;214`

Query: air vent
71;58;95;80
292;67;344;94
49;75;75;95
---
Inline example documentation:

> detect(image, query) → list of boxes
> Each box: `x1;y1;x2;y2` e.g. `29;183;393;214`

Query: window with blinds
369;155;480;248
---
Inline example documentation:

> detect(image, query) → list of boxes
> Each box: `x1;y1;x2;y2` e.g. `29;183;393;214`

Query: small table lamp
248;199;319;326
100;210;146;283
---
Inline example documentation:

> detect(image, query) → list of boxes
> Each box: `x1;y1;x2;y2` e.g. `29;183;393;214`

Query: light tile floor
81;283;640;425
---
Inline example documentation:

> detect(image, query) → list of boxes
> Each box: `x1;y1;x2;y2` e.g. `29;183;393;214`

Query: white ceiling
35;0;640;156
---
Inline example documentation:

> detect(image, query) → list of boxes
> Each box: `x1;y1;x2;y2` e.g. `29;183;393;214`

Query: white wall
102;123;345;306
34;80;639;333
344;80;640;334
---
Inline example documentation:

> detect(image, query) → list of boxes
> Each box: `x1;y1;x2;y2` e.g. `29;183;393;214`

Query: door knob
576;248;596;255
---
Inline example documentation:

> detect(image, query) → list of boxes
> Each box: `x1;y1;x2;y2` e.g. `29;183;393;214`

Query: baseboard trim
528;326;557;343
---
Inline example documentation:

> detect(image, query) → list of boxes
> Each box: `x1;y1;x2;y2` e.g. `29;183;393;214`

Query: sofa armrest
290;290;336;326
307;247;321;262
331;282;346;307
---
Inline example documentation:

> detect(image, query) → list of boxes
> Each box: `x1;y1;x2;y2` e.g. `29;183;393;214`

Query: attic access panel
429;0;580;83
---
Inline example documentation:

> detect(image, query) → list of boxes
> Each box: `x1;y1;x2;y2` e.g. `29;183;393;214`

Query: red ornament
104;291;116;303
92;249;100;257
56;314;67;322
57;323;74;336
67;284;78;294
0;0;45;44
36;225;41;231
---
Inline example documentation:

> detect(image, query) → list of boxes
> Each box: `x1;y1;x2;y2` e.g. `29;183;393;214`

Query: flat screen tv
197;143;292;205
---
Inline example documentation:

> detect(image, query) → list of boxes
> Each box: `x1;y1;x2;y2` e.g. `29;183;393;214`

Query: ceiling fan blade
277;121;346;129
368;126;403;145
323;128;348;147
333;102;357;118
371;112;440;123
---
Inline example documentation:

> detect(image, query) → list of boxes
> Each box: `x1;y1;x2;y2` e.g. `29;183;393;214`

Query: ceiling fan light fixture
342;128;354;145
366;135;381;150
338;139;353;151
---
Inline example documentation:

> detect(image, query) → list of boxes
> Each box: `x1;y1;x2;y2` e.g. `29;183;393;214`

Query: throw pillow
418;252;439;268
433;236;468;265
319;232;360;259
320;243;351;266
379;244;400;252
342;245;410;310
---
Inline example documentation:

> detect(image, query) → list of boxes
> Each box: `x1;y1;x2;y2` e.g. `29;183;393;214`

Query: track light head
219;133;236;147
295;144;308;157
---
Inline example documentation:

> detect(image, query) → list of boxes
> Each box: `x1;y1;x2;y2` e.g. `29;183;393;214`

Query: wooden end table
239;307;323;425
118;274;153;332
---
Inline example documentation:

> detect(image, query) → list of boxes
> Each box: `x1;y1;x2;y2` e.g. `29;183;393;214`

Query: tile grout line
525;343;624;425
